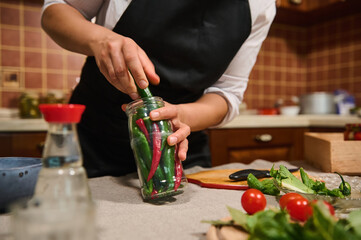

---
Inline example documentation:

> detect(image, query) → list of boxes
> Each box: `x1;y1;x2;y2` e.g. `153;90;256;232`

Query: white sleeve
42;0;104;21
205;0;276;128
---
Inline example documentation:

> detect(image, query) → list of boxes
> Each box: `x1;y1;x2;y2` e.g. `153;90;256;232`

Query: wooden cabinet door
208;128;307;166
0;132;46;158
12;133;46;157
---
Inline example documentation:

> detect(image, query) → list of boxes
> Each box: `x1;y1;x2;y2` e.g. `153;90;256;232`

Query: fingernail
139;80;148;89
150;111;159;118
130;92;139;100
169;136;177;146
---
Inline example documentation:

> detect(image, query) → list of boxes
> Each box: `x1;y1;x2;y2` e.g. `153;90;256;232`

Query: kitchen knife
229;168;299;181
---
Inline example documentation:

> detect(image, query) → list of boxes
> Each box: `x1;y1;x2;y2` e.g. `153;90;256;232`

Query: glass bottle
35;104;91;202
12;104;96;240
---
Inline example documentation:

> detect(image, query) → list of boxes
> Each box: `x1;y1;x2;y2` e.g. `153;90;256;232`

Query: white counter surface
1;160;360;240
0;115;360;132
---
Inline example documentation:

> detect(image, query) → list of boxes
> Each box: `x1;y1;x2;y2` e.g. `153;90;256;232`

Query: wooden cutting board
186;169;301;190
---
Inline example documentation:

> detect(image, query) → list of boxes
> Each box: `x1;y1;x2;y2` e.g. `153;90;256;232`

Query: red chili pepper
147;122;162;182
174;150;182;191
136;118;150;143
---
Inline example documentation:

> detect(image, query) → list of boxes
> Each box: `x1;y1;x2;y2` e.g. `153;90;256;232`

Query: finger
121;104;127;112
167;121;190;146
122;40;148;89
109;50;139;99
149;105;178;121
177;139;188;161
138;48;160;85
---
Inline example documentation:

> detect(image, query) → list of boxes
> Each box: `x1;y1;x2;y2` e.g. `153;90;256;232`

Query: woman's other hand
149;102;190;161
122;102;190;161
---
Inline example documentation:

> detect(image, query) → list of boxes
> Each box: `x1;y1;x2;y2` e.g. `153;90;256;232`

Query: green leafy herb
203;202;361;240
247;173;280;196
271;165;314;194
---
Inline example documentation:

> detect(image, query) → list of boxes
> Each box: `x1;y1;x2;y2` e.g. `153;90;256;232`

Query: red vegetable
241;189;267;215
135;118;150;143
147;123;162;182
279;193;306;209
174;149;182;191
286;198;312;222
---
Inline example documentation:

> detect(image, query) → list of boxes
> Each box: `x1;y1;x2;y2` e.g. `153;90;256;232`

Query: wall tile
25;51;42;68
1;28;20;46
0;7;20;26
46;53;63;69
46;73;63;89
1;49;20;67
23;9;41;28
24;30;42;48
24;72;42;89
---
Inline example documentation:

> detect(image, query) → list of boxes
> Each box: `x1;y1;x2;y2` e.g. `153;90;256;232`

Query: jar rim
125;96;164;116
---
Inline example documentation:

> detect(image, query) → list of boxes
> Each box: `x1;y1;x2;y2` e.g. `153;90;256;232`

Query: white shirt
43;0;276;127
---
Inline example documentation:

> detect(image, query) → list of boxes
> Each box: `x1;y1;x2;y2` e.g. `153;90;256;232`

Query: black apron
70;0;251;178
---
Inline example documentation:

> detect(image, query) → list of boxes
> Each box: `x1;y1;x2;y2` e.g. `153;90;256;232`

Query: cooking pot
0;157;42;213
300;92;336;115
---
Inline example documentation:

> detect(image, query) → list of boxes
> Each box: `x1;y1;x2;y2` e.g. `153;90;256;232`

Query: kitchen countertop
0;115;360;132
1;160;360;240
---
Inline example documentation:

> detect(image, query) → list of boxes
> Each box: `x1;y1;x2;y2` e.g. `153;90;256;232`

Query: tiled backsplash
1;1;360;110
0;0;85;108
245;12;361;109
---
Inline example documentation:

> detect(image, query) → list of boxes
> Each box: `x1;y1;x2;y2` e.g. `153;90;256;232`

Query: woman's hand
122;102;190;161
149;102;190;161
90;32;160;100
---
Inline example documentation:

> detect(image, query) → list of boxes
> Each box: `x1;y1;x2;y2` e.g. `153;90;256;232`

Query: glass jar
126;97;187;200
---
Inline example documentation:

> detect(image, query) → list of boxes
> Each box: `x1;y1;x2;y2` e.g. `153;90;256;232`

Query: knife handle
229;169;270;181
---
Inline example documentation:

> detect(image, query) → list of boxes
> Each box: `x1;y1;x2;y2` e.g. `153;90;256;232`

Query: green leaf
226;206;249;231
201;219;233;226
348;210;361;237
277;165;314;194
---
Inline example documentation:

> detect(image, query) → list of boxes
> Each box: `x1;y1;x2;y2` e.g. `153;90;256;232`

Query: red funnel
39;104;85;123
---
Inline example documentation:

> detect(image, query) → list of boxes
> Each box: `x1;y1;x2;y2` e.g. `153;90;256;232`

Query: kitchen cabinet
275;0;361;26
0;132;46;158
208;126;345;167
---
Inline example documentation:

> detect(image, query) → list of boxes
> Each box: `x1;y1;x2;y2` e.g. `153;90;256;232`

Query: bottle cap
39;104;85;123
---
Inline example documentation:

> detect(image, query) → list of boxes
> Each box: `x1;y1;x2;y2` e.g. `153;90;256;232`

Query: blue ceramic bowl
0;157;42;212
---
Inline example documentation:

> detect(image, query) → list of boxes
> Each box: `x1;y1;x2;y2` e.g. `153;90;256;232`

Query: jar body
126;97;187;200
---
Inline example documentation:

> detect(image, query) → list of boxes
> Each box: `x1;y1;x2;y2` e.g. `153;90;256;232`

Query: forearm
41;4;114;56
178;93;228;132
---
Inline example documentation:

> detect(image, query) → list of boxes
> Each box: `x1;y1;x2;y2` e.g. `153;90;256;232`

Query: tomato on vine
241;189;267;215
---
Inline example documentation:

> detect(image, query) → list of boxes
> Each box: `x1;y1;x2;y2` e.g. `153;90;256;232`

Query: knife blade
229;168;299;181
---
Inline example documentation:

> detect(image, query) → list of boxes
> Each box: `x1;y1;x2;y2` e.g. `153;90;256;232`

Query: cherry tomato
286;198;312;221
241;189;267;215
311;200;335;216
279;193;306;209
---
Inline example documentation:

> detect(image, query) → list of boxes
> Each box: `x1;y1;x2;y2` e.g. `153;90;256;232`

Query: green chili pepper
336;172;351;196
161;144;175;190
131;126;153;195
132;125;166;193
